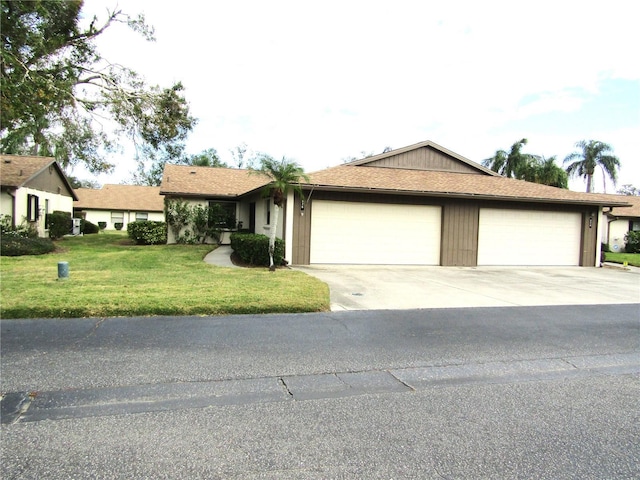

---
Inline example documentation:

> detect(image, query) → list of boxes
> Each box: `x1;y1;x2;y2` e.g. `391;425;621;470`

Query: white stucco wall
252;196;284;239
81;209;164;231
11;187;74;237
607;219;630;252
0;190;14;220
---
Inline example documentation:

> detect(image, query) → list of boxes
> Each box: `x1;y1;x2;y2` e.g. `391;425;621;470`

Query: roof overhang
301;183;631;208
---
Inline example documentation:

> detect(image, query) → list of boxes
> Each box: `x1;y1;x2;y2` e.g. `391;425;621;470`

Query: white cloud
78;0;639;190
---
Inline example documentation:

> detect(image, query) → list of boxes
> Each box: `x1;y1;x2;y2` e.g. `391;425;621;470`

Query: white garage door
310;201;441;264
477;209;581;266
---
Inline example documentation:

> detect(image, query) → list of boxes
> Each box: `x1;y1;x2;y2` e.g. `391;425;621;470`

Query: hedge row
230;233;284;267
1;236;55;256
127;221;167;245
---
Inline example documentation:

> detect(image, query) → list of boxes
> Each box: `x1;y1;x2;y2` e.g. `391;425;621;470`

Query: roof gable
74;185;164;211
0;154;77;200
346;140;499;176
160;164;269;197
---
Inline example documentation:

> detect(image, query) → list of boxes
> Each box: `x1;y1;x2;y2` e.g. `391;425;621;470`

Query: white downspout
285;190;294;264
596;207;604;266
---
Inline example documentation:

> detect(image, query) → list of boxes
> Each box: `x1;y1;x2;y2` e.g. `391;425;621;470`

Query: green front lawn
0;233;329;318
604;252;640;267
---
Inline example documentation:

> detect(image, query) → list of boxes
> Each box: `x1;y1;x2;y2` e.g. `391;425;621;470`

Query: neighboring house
601;195;640;252
74;184;165;230
0;154;77;238
160;140;629;267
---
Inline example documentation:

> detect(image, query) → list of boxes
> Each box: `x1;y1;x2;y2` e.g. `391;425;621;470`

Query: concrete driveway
294;264;640;311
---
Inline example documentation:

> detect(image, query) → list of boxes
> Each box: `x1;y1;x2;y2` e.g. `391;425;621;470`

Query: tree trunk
269;203;279;271
586;174;593;193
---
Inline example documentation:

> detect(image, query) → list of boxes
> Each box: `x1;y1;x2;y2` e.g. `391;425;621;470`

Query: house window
45;199;50;215
265;199;271;226
631;221;640;232
208;201;236;229
135;212;148;221
26;194;39;222
111;211;124;225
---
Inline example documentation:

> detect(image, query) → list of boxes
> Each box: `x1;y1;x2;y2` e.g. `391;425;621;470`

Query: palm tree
520;156;569;189
254;156;309;271
564;140;620;193
482;138;533;178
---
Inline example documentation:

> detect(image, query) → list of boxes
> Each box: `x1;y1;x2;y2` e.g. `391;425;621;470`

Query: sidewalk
203;246;238;268
602;261;640;273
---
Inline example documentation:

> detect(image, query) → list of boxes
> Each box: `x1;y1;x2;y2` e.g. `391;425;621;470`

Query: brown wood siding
580;208;599;266
364;146;481;174
291;191;311;264
26;166;74;197
441;202;479;266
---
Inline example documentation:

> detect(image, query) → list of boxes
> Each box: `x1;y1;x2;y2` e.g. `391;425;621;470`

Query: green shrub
601;242;610;253
114;222;123;230
230;233;284;267
1;235;55;256
165;198;191;240
127;221;167;245
98;221;107;230
81;219;100;234
625;231;640;253
0;214;37;238
192;204;221;243
46;211;72;239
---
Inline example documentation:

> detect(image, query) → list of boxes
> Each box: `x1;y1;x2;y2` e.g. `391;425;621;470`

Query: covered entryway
309;200;441;264
477;208;582;266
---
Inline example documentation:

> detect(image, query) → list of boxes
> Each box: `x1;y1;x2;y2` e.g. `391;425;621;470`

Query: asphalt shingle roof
156;154;630;209
1;154;78;200
606;195;640;217
306;165;629;206
74;185;164;211
160;164;269;197
1;154;57;187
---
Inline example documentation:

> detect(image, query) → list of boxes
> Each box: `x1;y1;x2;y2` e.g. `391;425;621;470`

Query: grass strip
604;252;640;267
1;233;329;318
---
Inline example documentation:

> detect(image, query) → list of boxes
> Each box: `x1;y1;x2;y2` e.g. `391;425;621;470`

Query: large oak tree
1;0;196;174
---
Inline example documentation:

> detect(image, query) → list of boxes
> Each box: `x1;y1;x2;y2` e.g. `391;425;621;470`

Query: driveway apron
294;265;640;311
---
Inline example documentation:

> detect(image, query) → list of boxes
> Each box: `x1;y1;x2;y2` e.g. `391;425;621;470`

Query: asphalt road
1;304;639;479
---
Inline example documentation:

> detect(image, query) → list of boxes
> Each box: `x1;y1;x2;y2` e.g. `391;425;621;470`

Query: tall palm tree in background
520;156;569;189
482;138;531;178
564;140;620;193
254;156;309;271
483;138;569;188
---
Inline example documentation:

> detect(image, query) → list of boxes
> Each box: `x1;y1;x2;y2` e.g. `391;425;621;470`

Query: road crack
279;377;294;397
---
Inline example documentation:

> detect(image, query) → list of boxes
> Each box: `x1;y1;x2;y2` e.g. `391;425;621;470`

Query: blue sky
80;0;639;192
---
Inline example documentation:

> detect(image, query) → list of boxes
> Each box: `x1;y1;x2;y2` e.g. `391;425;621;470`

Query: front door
249;202;256;233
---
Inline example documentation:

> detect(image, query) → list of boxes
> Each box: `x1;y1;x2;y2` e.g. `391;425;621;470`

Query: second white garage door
310;201;441;264
477;208;582;266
